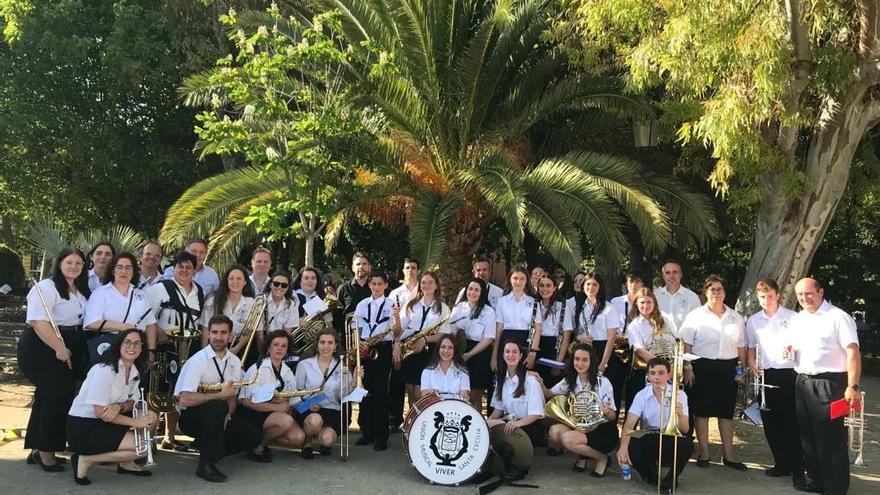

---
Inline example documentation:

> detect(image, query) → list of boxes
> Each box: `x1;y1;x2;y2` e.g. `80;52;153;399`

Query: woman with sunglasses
67;328;157;485
265;272;299;333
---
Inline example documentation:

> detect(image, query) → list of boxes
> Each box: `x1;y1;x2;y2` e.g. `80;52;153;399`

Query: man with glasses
138;240;164;289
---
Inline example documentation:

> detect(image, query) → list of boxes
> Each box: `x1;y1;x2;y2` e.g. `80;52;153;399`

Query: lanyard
272;362;285;391
212;356;227;383
418;304;431;331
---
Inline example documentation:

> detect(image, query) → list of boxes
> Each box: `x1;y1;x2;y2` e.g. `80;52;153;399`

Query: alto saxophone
400;315;450;360
346;325;397;362
198;364;261;392
273;386;323;400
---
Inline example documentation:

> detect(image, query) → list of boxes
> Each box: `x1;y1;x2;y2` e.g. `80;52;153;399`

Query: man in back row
163;238;220;297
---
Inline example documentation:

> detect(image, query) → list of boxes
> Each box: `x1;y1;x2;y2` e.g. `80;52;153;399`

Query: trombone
340;313;360;461
657;339;685;495
845;391;867;467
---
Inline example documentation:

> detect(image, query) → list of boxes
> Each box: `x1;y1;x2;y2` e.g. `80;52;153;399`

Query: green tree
565;0;880;307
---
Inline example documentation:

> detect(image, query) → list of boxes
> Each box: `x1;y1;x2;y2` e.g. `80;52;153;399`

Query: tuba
544;391;607;433
148;326;202;412
400;315;450;360
292;294;339;358
633;319;677;370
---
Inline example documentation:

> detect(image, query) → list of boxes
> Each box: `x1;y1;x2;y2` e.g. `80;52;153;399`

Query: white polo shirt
84;283;156;330
655;285;701;333
87;269;103;292
239;358;300;406
399;299;451;340
174;346;243;410
791;300;859;375
550;375;615;409
389;283;418;309
354;295;394;341
266;297;299;331
26;278;87;327
295;356;350;411
456;282;504;309
629;385;689;431
679;305;745;360
69;360;141;418
495;292;537;330
539;300;573;337
575;301;621;341
490;373;545;420
746;307;797;370
610;294;636;329
200;295;255;337
447;302;496;341
420;364;470;398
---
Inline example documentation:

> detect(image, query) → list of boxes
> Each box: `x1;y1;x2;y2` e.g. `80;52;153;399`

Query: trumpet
400;315;450;360
133;388;155;467
752;346;778;411
845;391;867;467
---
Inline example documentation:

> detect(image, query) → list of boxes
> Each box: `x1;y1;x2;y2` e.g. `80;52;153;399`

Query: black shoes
117;465;152;476
766;466;792;477
572;456;587;472
33;452;65;473
247;447;272;463
793;476;822;493
547;447;564;457
355;436;374;446
27;451;67;467
319;446;332;456
373;440;388;451
71;454;91;485
301;447;315;460
696;457;711;468
722;458;748;471
590;454;612;478
196;462;228;482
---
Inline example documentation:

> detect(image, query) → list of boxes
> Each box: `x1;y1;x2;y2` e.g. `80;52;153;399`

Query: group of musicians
17;241;863;494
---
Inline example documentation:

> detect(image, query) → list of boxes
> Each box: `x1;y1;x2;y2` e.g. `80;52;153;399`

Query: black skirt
401;346;431;385
690;357;738;419
537;337;562;388
585;420;619;454
294;407;342;436
236;406;272;430
465;340;492;389
66;416;129;455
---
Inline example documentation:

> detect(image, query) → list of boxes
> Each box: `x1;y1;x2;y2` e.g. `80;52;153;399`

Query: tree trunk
1;215;14;249
736;92;880;312
439;250;476;305
304;230;315;269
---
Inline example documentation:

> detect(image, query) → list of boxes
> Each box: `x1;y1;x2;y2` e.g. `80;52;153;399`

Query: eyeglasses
115;265;134;271
708;287;725;293
122;340;143;348
272;281;289;289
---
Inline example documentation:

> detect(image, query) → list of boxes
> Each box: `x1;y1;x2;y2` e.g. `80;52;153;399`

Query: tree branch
860;0;880;58
776;0;813;155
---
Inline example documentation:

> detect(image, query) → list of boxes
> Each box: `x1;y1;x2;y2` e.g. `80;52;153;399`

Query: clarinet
555;298;567;356
525;299;539;350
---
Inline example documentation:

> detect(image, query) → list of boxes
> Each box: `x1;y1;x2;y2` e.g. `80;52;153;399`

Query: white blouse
490;373;545;420
69;359;141;418
295;356;352;411
200;295;256;337
26;278;87;327
87;269;103;292
174;346;243;410
389;283;418;309
455;282;504;309
746;307;797;370
420;364;470;398
84;283;156;330
538;300;573;337
679;305;745;360
239;358;300;406
265;297;299;331
549;375;615;409
447;302;496;341
495;293;538;330
354;295;394;341
627;315;678;350
575;300;621;341
629;385;689;431
399;298;451;340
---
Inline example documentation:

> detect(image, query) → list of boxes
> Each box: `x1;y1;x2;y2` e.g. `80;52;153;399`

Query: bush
0;244;26;291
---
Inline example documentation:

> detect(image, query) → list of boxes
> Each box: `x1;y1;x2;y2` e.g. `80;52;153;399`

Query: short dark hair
207;314;233;332
625;272;645;284
402;257;420;268
702;274;726;293
661;259;683;271
367;271;388;284
173;250;197;268
647;356;671;372
260;329;291;359
755;278;780;293
472;255;490;267
185;238;209;249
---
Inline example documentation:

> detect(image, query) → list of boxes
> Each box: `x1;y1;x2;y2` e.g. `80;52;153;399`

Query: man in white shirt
790;278;861;495
248;247;272;296
387;257;420;432
610;272;645;330
455;255;503;308
138;240;163;289
746;278;804;486
655;260;701;333
163;238;220;297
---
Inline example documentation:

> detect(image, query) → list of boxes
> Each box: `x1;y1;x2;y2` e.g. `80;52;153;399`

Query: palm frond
409;189;460;268
205;192;272;271
74;226;145;254
25;216;70;262
640;175;720;248
464;150;527;246
521;184;582;274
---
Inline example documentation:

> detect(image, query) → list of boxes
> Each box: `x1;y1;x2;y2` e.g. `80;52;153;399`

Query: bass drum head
405;398;490;486
402;393;442;453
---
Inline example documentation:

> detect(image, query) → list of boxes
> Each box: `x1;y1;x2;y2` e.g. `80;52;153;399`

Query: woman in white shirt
492;267;541;372
448;278;495;412
84;252;156;364
536;276;572;387
86;241;115;291
572;272;624;417
293;266;333;327
488;339;546;447
538;343;617;475
295;328;359;457
67;328;157;485
618;357;693;490
420;334;470;399
624;288;676;413
200;264;256;355
264;271;299;333
237;330;307;462
680;275;747;470
19;247;91;472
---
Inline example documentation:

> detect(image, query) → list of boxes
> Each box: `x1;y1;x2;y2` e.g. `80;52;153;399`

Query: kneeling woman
618;357;693;491
67;328;157;485
487;339;546;447
294;328;359;458
420;334;470;400
540;343;617;476
237;330;306;462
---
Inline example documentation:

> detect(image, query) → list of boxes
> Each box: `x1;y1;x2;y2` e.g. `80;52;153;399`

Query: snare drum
403;395;490;486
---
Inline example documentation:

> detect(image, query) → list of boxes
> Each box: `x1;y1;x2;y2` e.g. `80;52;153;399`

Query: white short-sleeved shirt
629;385;689;431
420;364;470;398
69;360;141;418
627;315;678;350
265;297;299;331
447;302;496;341
490;373;545;420
389;283;418;309
495;293;537;330
294;289;333;324
84;283;156;330
549;375;615;409
655;285;702;333
249;273;270;297
26;278;87;327
575;301;621;341
200;295;256;337
146;280;203;331
539;300;573;337
164;264;220;297
355;295;393;341
174;346;243;410
295;356;350;411
399;299;451;340
791;301;859;374
610;295;636;329
137;271;163;290
679;305;745;360
87;269;104;292
239;358;300;406
746;307;797;370
456;282;504;309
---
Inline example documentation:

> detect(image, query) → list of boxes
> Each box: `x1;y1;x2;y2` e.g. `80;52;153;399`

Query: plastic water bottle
621;462;631;481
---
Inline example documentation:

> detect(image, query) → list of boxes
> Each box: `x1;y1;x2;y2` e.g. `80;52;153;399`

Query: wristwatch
849;384;860;391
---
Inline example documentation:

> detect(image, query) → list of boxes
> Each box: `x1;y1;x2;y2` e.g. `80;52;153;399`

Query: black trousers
18;327;77;452
388;367;405;428
178;400;262;464
762;368;804;475
629;433;694;485
625;368;647;416
593;340;625;420
359;341;392;443
795;372;849;495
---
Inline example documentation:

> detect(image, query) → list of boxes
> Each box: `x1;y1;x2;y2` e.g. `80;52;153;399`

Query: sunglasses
272;281;289;289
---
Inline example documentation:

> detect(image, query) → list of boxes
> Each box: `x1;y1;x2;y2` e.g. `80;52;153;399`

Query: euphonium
544;391;607;433
633;320;677;370
133;388;155;467
845;391;867;467
231;296;267;357
400;315;450;360
148;326;202;412
273;386;323;400
292;294;339;357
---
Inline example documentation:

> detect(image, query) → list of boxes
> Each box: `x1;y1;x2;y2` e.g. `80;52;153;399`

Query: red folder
830;398;849;420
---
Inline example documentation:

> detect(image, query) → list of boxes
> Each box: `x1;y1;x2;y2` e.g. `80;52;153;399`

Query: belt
503;328;528;332
58;325;84;332
799;371;846;380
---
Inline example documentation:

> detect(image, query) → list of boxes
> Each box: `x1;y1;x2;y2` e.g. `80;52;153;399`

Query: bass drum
403;395;490;486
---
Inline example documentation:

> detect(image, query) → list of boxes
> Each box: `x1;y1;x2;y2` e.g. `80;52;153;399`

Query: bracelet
528;349;538;354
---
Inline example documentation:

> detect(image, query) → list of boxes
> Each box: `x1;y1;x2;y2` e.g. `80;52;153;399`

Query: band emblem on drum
430;411;471;466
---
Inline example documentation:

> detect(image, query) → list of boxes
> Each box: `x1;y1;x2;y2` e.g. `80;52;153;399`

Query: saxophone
400;314;450;360
273;386;322;400
198;362;261;392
